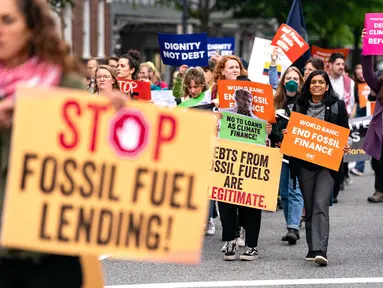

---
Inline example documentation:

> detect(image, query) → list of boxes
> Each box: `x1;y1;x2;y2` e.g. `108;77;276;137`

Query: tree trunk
352;26;362;67
199;0;210;34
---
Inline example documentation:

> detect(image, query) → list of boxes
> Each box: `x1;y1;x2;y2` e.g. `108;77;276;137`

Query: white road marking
104;277;383;287
99;255;111;260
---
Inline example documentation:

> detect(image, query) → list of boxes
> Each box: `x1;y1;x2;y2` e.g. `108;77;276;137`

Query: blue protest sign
207;37;235;57
158;33;208;67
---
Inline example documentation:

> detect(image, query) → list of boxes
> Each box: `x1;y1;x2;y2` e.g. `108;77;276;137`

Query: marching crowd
84;45;382;267
0;0;382;286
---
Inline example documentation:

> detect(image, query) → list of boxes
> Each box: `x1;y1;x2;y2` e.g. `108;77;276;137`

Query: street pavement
102;165;383;287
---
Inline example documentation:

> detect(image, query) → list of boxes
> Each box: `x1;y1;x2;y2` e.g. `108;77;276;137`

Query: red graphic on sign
109;109;149;157
117;78;151;101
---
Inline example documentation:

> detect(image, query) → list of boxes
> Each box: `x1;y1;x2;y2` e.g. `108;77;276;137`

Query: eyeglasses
96;75;112;80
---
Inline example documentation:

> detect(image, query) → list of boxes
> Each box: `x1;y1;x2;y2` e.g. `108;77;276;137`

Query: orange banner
217;80;276;123
280;112;350;171
358;83;371;108
311;46;350;70
271;24;310;63
117;78;151;101
367;101;376;116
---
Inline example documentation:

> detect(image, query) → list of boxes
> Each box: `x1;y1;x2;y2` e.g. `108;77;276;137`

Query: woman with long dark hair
286;70;351;266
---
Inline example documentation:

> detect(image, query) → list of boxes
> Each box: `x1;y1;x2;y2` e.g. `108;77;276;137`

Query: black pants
218;202;262;247
0;255;82;288
298;167;334;253
371;148;383;193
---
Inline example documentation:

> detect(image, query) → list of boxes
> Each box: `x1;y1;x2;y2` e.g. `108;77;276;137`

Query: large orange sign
217;80;276;123
280;112;350;171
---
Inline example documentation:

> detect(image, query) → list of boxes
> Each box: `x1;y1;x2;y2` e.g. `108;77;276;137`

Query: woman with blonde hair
269;66;305;246
94;65;119;95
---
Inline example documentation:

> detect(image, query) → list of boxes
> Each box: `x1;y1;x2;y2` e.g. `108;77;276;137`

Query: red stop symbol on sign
109;109;149;157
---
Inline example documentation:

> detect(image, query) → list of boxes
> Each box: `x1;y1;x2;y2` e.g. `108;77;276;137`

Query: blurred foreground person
0;0;87;286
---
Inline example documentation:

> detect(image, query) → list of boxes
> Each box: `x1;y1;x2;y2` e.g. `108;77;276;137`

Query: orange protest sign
311;46;350;70
209;138;282;212
358;83;371;108
217;80;276;123
118;78;151;100
1;86;216;264
271;24;310;63
280;112;350;171
367;101;376;116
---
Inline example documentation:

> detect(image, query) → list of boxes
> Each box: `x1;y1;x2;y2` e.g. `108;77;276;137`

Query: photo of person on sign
218;88;272;136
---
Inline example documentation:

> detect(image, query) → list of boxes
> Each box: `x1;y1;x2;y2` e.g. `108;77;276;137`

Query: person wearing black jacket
285;70;351;266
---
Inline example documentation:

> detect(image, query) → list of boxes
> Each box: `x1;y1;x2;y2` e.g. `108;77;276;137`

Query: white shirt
330;75;355;114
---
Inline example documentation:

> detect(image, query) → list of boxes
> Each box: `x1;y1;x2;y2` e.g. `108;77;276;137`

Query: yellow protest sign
209;139;282;212
1;87;216;264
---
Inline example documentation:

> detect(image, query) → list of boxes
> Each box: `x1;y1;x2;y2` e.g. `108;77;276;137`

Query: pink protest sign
363;13;383;55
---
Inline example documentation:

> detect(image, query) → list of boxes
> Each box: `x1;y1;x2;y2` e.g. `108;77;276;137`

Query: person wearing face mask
269;67;305;245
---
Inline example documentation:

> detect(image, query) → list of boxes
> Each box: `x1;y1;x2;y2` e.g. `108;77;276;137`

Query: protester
0;0;87;286
146;61;168;89
87;58;99;93
328;53;355;199
177;67;211;107
304;58;325;81
350;64;368;176
211;55;248;101
269;66;304;245
94;65;119;95
173;61;216;98
286;70;351;266
139;62;166;91
107;56;119;70
218;88;271;261
175;67;215;234
360;38;383;203
118;50;141;80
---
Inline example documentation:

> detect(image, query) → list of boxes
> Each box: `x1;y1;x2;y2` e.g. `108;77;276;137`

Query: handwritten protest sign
248;37;290;85
118;78;151;100
363;13;383;55
209;138;282;212
218;80;275;123
311;46;350;65
207;37;235;57
358;83;371;108
219;111;266;145
1;87;217;264
280;112;350;171
344;116;372;162
158;33;208;66
367;101;376;116
271;24;310;64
